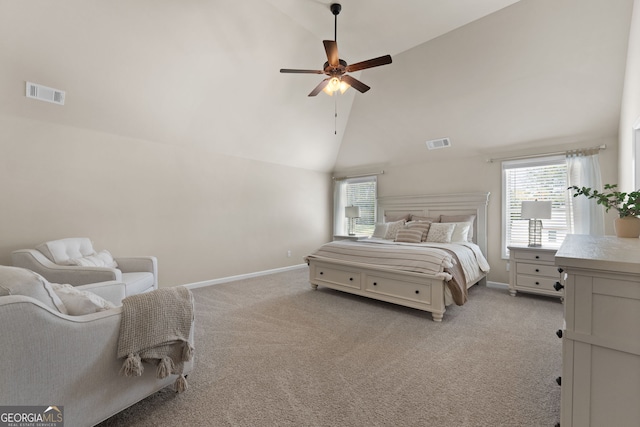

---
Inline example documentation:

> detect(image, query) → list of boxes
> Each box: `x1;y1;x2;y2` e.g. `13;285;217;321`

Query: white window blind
502;156;570;257
333;176;377;236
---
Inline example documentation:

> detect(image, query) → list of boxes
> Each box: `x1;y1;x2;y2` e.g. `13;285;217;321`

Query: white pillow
426;223;456;243
445;222;472;242
384;220;405;240
51;283;116;315
372;223;389;239
68;250;118;268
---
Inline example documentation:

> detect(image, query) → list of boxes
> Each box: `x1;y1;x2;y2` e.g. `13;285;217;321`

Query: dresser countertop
555;234;640;274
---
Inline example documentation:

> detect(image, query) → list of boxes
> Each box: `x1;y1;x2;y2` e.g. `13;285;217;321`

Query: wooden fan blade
345;55;392;73
280;68;324;74
323;40;339;67
308;79;330;97
341;75;370;93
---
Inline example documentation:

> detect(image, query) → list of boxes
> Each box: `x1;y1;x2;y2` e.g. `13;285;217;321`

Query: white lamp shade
521;201;552;220
345;206;361;218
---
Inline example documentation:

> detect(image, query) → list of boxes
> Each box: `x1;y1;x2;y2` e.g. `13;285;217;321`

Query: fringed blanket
117;286;195;392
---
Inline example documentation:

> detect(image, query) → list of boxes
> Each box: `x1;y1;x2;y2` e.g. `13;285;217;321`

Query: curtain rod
486;144;606;163
332;170;384;180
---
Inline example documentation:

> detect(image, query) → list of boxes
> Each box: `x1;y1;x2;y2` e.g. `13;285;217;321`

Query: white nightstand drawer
516;263;559;278
513;250;556;263
516;274;558;292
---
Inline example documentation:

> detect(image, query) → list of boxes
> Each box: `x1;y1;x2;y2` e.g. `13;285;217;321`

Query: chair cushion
122;272;155;296
0;266;67;314
37;238;96;265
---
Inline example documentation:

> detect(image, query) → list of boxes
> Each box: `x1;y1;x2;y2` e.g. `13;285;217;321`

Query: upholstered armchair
12;237;157;296
0;265;194;427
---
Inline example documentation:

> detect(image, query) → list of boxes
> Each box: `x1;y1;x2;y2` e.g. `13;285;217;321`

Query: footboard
308;258;448;321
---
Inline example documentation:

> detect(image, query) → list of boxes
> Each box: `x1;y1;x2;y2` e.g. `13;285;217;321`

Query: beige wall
0;114;332;287
619;0;640;190
338;137;619;285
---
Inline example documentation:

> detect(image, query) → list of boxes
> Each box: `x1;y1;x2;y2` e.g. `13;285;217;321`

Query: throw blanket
117;287;195;392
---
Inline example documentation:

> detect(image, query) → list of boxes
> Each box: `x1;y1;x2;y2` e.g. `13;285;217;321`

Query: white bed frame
308;192;490;321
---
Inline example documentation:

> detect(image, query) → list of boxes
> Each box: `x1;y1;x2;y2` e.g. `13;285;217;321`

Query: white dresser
555;235;640;427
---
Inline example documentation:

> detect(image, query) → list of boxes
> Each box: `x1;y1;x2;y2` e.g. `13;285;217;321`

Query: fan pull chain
334;97;338;135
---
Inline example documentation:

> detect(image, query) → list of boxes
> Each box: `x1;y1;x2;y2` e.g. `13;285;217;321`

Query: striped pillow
395;228;424;243
406;221;432;242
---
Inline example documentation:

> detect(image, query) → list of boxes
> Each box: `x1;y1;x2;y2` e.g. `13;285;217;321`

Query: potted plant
568;184;640;238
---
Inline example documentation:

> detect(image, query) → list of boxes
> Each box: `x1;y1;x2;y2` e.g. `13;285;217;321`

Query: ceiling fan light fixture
322;77;350;96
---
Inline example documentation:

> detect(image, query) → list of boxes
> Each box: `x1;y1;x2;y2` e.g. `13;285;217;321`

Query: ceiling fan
280;3;392;97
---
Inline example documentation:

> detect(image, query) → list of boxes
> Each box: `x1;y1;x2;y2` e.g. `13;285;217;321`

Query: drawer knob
373;282;377;286
556;376;562;386
557;267;564;273
535;255;540;259
349;277;353;281
535;281;540;285
553;282;564;291
319;271;323;275
535;268;540;272
556;329;563;338
415;290;420;294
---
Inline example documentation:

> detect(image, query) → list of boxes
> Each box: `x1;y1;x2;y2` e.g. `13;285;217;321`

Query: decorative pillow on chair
426;223;456;243
68;250;118;268
0;266;67;314
51;283;117;315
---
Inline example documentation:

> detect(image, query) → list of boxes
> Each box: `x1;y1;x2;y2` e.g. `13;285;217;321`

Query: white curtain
567;149;604;235
333;179;348;236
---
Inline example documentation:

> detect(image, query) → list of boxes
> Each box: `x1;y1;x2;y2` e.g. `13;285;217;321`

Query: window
333;176;377;236
502;156;570;258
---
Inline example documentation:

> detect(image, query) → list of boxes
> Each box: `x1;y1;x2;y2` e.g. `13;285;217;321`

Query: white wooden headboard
377;192;491;256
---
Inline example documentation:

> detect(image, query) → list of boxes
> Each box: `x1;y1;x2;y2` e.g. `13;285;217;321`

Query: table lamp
521;200;552;247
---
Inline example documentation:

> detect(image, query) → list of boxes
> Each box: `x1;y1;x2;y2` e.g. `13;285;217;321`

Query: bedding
305;238;490;306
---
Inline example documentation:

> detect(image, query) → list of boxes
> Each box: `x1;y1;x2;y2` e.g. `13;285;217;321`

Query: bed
305;192;491;321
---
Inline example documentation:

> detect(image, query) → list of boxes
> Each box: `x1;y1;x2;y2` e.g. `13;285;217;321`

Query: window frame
501;155;570;258
333;175;377;237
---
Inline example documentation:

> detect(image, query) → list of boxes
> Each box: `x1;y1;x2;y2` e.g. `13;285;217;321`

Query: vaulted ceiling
0;0;634;172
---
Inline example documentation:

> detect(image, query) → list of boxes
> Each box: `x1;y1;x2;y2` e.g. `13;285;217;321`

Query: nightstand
508;245;562;298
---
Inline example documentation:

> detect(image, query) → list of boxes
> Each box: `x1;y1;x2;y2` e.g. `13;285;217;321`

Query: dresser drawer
313;266;361;290
514;250;556;263
516;263;559;278
515;274;558;292
365;275;431;304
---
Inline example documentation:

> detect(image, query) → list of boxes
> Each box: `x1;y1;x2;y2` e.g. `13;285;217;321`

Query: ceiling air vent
26;81;65;105
426;137;451;150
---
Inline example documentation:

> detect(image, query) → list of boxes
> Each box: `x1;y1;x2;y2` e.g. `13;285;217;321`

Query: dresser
508;246;561;298
555;235;640;427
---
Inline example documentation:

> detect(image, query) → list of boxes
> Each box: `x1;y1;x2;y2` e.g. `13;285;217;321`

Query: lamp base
528;219;543;247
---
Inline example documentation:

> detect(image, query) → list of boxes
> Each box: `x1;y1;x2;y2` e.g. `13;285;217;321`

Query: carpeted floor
98;267;563;427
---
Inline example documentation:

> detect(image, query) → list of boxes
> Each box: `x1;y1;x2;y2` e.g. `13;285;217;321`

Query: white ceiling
0;0;634;172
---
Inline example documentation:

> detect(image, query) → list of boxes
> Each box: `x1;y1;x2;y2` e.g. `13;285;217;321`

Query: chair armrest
77;281;126;305
115;256;158;288
12;249;122;286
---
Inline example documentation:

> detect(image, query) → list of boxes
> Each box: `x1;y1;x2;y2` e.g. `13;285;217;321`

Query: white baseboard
486;281;508;290
184;264;307;289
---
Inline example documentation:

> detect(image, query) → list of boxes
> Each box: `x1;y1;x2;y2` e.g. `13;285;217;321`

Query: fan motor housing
324;59;347;76
330;3;341;15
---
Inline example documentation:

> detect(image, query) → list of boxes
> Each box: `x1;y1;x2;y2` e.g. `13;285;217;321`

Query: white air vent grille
26;82;65;105
426;138;451;150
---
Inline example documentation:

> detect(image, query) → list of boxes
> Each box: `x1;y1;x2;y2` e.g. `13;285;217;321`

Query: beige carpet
98;267;563;427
